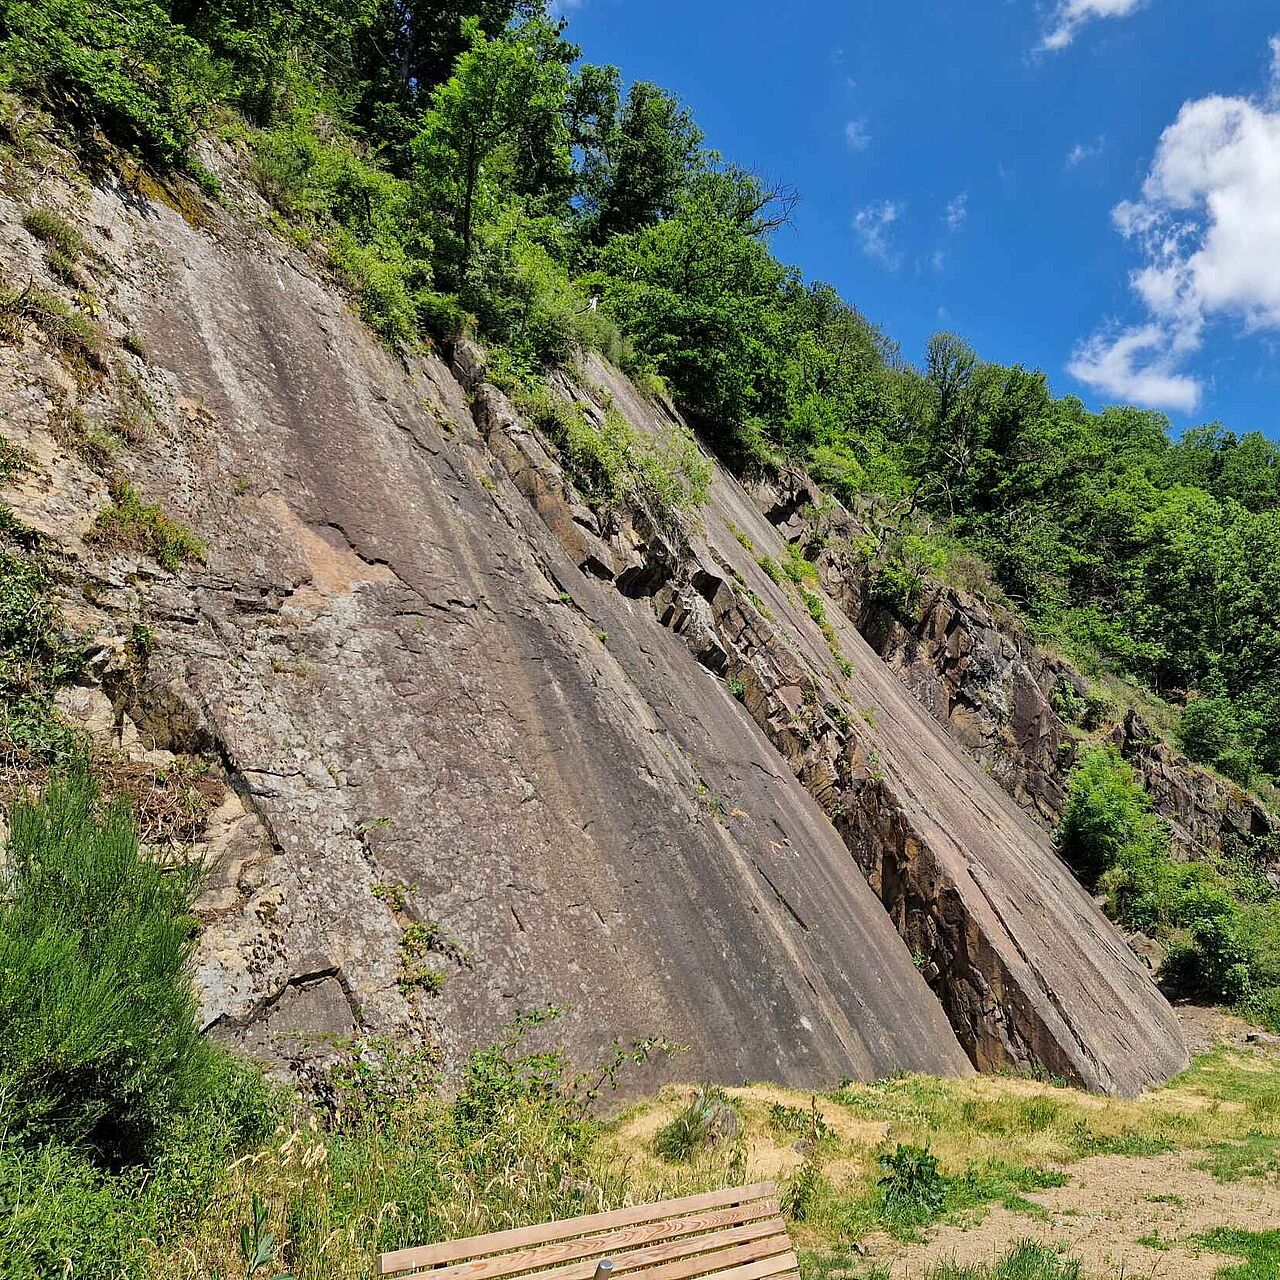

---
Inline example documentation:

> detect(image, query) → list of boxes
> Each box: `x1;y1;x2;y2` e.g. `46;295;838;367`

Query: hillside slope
0;148;1185;1094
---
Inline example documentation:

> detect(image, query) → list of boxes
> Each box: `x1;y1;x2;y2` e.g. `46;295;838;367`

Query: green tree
411;14;575;282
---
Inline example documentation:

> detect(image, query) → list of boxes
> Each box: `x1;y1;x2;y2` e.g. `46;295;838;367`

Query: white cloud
1067;325;1202;412
844;118;870;151
945;192;968;230
1070;38;1280;410
1040;0;1144;52
1066;137;1105;167
853;201;902;268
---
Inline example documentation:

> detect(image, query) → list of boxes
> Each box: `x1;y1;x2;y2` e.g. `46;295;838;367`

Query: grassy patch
22;206;85;258
1197;1229;1280;1280
89;481;204;571
503;380;709;523
809;1240;1083;1280
0;280;103;370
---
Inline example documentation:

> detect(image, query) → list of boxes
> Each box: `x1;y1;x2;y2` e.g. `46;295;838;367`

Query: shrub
653;1088;737;1163
90;480;204;570
1055;747;1161;887
875;1142;946;1222
1177;693;1260;786
0;773;264;1166
0;0;213;162
0;547;85;761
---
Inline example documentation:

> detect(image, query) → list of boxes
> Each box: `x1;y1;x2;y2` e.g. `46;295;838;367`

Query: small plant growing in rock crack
372;880;411;911
860;707;878;726
122;330;148;359
727;675;746;701
0;434;35;485
728;522;754;552
90;480;204;570
824;701;850;733
22;207;85;259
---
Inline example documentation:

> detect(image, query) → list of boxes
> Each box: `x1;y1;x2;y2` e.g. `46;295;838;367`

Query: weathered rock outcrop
758;475;1276;870
0;146;1189;1097
475;354;1187;1094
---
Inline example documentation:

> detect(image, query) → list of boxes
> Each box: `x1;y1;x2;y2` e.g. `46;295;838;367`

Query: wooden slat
697;1254;798;1280
519;1226;792;1280
416;1201;783;1280
379;1184;777;1275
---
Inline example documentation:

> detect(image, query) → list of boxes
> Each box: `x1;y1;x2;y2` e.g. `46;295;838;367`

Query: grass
89;480;204;571
833;1240;1082;1280
21;206;85;259
600;1046;1280;1270
1197;1229;1280;1279
0;280;103;370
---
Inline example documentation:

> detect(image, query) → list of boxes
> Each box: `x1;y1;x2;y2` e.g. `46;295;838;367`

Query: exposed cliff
754;474;1277;875
0;145;1188;1096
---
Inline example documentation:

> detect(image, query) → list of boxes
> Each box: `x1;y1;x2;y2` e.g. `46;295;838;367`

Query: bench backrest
376;1182;794;1280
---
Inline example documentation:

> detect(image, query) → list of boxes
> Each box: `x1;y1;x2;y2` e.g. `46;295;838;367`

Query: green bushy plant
90;480;204;570
0;547;85;761
0;774;236;1164
875;1142;946;1223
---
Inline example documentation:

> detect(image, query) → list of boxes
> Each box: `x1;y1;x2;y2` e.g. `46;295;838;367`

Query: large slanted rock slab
55;173;974;1089
550;357;1189;1097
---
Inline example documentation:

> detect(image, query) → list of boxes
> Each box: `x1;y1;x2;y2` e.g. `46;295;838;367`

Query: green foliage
90;480;204;570
0;0;213;160
0;547;85;761
0;280;102;367
780;1151;825;1222
875;1143;946;1223
0;774;273;1166
1056;748;1280;1022
0;435;35;484
653;1087;735;1163
508;382;708;520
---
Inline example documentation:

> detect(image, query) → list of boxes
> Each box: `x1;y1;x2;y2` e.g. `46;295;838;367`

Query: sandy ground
867;1150;1279;1279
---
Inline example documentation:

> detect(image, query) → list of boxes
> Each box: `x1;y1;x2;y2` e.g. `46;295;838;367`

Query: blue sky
556;0;1280;439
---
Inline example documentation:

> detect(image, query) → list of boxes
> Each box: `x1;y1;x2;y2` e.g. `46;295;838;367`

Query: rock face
0;150;1189;1097
759;475;1277;870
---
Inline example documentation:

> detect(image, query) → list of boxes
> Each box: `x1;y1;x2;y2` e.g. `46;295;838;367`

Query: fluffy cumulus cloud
1070;39;1280;411
853;201;902;268
1040;0;1145;52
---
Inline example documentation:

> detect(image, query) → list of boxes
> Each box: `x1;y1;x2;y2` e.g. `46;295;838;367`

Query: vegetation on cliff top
3;0;1279;790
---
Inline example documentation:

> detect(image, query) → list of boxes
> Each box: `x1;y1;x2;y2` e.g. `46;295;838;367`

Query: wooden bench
376;1183;796;1280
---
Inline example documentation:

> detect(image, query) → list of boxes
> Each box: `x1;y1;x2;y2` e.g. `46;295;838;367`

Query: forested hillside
4;0;1278;792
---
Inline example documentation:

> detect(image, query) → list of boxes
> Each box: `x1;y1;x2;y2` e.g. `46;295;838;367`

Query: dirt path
870;1150;1278;1278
